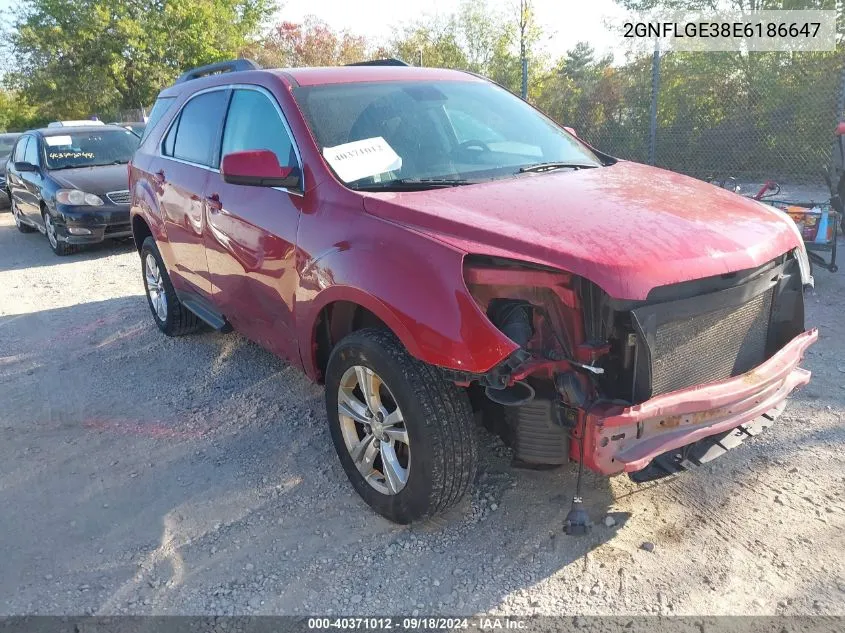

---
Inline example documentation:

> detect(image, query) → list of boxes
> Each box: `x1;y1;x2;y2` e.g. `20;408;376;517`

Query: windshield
292;80;602;188
43;129;140;170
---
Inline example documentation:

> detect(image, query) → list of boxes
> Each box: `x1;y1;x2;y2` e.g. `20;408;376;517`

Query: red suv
129;59;817;526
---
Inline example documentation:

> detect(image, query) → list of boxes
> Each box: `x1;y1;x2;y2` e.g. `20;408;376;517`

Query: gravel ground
0;209;844;617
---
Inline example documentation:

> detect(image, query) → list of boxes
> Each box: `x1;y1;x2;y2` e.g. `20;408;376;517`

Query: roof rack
175;59;262;84
345;58;409;67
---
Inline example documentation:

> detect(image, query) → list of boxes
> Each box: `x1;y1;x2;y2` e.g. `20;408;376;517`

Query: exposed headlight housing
753;199;814;288
56;189;104;206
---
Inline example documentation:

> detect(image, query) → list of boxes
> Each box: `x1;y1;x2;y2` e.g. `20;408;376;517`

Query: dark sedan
7;126;139;255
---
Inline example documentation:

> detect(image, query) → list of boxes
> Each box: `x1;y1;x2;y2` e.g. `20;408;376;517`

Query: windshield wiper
49;161;128;170
517;162;598;174
352;178;476;191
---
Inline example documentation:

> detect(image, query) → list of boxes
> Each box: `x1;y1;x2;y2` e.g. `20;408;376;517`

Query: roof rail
176;59;262;84
345;58;409;67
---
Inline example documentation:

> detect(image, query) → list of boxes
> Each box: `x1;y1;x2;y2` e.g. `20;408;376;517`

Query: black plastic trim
176;59;262;84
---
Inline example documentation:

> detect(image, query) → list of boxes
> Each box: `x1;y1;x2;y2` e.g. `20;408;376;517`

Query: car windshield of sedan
292;80;603;189
43;129;140;170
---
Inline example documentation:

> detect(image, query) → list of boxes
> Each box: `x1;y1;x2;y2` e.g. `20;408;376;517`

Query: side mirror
221;150;300;189
564;126;578;138
836;122;845;136
14;161;38;172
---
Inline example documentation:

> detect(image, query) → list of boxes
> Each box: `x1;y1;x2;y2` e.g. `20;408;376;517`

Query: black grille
638;288;773;398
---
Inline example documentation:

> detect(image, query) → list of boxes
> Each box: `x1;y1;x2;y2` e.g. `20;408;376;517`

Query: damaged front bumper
583;328;818;476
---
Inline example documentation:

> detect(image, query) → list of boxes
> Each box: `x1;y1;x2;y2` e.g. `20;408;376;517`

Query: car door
8;136;34;218
18;135;45;224
202;86;305;361
157;88;230;297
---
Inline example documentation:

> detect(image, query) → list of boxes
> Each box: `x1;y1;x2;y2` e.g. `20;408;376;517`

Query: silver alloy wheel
338;365;410;495
144;253;168;322
44;212;58;248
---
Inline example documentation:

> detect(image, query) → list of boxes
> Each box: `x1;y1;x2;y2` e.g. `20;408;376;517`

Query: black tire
11;198;35;233
325;328;477;523
43;208;77;255
140;236;202;336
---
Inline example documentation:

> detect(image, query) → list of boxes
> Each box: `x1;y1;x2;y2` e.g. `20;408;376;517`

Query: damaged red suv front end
455;240;815;482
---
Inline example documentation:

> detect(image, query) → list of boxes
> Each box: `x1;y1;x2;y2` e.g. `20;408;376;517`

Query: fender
129;167;176;269
295;216;518;381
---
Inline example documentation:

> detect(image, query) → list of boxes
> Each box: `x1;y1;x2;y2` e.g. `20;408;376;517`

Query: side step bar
178;293;230;331
628;401;786;483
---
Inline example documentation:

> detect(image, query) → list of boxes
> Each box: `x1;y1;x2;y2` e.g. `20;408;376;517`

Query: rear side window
14;137;29;162
141;96;175;142
24;137;40;165
221;89;296;167
166;90;229;167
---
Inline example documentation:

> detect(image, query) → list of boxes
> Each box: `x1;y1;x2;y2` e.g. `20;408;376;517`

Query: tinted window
14;137;29;162
141;96;174;142
171;90;229;166
163;116;178;156
24;137;40;165
222;89;296;167
43;129;139;169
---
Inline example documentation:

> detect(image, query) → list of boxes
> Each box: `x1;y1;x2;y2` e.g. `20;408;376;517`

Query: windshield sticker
323;137;402;183
48;151;95;160
45;135;73;147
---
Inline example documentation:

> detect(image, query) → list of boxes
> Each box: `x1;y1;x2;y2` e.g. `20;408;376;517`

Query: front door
202;86;304;361
158;88;230;296
9;136;43;223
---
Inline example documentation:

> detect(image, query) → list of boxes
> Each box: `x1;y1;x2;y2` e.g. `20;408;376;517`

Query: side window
221;89;296;168
162;114;179;157
24;136;40;166
14;137;29;162
169;90;229;166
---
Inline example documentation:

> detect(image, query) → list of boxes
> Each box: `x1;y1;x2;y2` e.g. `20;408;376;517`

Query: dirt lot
1;209;844;617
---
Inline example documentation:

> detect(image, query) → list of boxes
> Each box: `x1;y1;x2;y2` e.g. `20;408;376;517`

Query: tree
243;17;368;68
8;0;272;119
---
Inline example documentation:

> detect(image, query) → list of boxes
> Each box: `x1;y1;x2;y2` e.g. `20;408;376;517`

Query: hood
49;164;129;196
361;161;802;300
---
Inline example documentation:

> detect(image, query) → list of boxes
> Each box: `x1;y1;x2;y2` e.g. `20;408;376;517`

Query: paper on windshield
45;135;73;147
323;137;402;183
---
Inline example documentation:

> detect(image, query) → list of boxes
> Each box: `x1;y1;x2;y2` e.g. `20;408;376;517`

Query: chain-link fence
564;51;844;196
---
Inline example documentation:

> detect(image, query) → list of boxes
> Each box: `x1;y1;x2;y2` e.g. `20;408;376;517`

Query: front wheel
325;328;478;523
43;209;76;255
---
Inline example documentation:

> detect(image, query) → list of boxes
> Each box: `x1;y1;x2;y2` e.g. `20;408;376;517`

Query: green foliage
0;90;46;132
388;0;545;98
8;0;272;120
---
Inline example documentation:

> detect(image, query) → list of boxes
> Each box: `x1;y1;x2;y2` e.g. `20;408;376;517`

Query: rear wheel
325;328;477;523
11;198;35;233
140;236;202;336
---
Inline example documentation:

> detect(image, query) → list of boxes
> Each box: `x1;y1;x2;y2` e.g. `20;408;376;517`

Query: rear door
157;88;230;296
202;86;304;361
